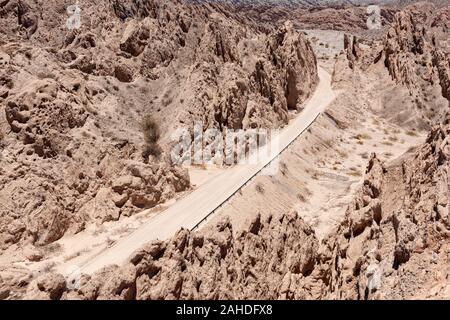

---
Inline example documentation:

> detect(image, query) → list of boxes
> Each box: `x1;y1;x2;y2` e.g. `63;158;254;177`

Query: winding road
78;67;336;275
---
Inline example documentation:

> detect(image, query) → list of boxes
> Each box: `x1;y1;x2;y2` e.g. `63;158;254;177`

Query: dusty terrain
0;0;450;300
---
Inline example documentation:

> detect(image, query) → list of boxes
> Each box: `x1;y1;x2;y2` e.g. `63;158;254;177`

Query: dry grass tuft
255;183;265;194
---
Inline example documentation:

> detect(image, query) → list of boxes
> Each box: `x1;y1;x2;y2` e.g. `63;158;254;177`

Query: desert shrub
255;183;265;194
141;115;160;144
0;128;5;147
297;193;306;202
42;243;63;256
353;133;372;140
141;115;161;161
389;135;398;142
142;143;162;160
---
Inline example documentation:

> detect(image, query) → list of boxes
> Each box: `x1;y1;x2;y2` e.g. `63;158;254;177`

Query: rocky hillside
18;109;450;300
381;3;449;128
212;1;448;35
24;212;321;300
324;114;450;299
382;3;449;106
2;0;449;301
12;3;450;300
204;0;423;7
213;0;448;7
339;2;449;129
0;0;318;249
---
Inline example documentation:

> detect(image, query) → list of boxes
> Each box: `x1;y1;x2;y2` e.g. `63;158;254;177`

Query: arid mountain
208;2;398;33
209;0;448;33
1;0;450;301
0;0;317;250
6;4;449;300
204;0;394;7
209;0;448;7
347;2;450;128
323;119;450;299
23;212;320;299
382;3;449;118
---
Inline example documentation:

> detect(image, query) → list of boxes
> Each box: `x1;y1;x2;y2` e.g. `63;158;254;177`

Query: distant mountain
395;0;449;7
199;0;394;7
199;0;448;8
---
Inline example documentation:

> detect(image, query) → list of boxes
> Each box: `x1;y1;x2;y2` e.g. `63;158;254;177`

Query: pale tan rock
90;188;121;223
120;20;150;57
41;211;320;300
35;273;66;300
0;276;10;300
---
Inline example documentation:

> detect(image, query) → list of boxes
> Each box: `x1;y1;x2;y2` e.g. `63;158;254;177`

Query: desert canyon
0;0;449;300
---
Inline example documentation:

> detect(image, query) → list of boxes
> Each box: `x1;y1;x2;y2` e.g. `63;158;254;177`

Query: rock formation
23;212;322;300
380;3;449;125
225;3;397;33
31;111;450;300
0;0;318;249
1;0;449;301
324;112;450;299
334;3;449;129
